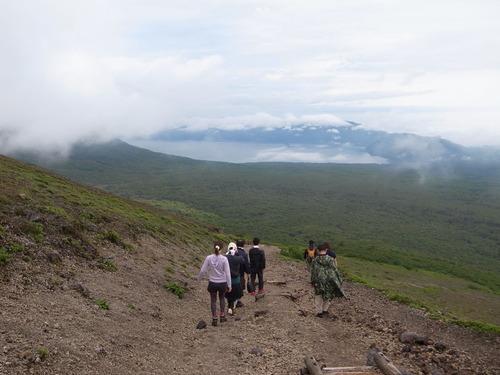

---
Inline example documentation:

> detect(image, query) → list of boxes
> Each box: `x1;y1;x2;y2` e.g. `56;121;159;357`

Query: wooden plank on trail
304;355;323;375
302;360;378;375
323;372;377;375
373;352;402;375
322;366;376;372
267;279;294;285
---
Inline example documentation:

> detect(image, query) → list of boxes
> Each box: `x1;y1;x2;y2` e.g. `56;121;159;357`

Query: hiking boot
315;313;324;318
212;317;218;326
228;308;233;316
236;301;245;308
250;291;256;296
219;314;227;323
258;289;264;294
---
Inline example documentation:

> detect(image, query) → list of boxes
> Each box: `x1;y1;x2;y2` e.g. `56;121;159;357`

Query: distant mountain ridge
150;123;500;165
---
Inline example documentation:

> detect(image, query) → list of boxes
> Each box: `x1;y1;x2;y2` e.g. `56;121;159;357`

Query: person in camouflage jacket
311;243;345;317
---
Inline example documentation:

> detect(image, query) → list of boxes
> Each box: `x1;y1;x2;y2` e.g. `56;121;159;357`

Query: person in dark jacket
248;237;266;294
235;239;251;308
225;242;244;314
322;241;338;267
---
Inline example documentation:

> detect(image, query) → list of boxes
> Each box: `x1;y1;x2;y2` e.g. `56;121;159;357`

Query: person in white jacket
197;240;232;326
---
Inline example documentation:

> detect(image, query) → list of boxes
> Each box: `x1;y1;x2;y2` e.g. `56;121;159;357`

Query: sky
1;0;500;160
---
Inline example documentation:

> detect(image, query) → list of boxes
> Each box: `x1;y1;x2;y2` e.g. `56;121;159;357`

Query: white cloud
1;0;500;158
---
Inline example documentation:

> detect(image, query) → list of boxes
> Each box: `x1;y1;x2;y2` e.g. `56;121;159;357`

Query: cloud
1;0;500;159
251;145;387;164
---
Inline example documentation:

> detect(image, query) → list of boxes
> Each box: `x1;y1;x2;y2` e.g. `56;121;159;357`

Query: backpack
306;248;316;263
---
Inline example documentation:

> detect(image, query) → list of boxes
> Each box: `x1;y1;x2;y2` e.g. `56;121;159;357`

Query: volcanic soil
1;242;499;374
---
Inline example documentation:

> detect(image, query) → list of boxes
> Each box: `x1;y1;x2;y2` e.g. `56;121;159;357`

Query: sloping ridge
0;154;498;375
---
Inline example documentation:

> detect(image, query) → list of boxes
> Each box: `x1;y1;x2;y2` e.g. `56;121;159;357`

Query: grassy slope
0;154;228;278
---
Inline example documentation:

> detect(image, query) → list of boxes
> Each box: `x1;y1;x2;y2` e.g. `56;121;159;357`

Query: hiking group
197;237;344;325
197;237;265;326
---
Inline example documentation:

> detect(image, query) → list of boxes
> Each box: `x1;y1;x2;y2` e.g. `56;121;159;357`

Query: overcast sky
1;0;500;157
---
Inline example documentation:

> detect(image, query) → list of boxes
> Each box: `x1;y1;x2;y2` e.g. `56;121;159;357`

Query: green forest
23;140;500;294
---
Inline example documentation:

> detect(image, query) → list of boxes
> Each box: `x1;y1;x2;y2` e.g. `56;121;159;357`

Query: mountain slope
150;123;500;164
0;154;499;374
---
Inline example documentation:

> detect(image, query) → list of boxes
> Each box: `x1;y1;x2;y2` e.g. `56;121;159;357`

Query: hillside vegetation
1;154;499;375
0;154;226;279
11;141;500;328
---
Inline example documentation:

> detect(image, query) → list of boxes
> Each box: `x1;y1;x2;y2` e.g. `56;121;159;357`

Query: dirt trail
1;244;498;374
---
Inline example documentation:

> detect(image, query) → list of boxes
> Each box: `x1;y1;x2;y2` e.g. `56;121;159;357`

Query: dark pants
207;281;227;317
239;273;246;291
251;270;264;291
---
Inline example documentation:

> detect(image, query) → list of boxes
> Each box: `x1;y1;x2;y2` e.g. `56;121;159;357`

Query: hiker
235;238;251;308
303;240;317;270
225;242;244;315
248;237;266;295
197;240;232;326
310;243;345;317
322;241;338;267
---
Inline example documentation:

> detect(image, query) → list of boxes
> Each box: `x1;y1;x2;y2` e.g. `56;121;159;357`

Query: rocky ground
1;242;499;375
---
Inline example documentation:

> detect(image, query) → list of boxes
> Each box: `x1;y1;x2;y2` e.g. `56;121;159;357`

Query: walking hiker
197;240;232;326
225;242;244;315
235;239;251;308
311;243;345;317
249;237;266;295
304;240;317;270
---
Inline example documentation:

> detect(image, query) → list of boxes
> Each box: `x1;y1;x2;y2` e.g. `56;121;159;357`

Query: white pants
315;294;331;314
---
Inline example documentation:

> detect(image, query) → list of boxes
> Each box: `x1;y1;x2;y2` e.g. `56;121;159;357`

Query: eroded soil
1;242;499;374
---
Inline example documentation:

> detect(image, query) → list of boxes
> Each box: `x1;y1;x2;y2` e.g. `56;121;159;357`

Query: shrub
279;245;303;261
37;348;49;361
99;230;121;244
164;282;185;298
0;247;11;265
98;259;117;272
95;299;110;309
8;243;24;253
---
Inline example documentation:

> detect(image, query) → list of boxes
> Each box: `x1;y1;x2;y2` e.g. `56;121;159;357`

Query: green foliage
0;247;11;265
62;237;81;247
385;292;422;308
30;142;499;293
279;244;304;261
454;320;500;335
8;242;24;253
99;230;121;244
138;198;223;227
21;222;45;243
4;144;500;329
95;299;110;309
98;259;117;272
44;205;68;217
164;282;185;298
123;242;134;250
37;348;49;360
